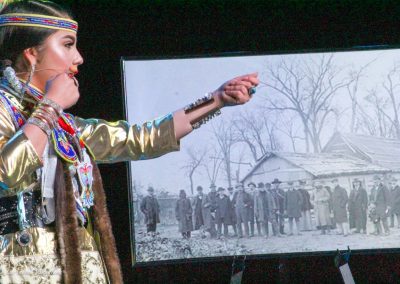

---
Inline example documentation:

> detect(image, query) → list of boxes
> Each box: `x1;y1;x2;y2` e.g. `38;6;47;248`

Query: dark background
55;0;400;283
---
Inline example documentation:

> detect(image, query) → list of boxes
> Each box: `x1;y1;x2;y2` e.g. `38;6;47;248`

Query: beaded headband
0;13;78;33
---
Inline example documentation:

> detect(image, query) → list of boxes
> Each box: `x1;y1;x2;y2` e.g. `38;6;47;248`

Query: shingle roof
241;151;390;181
323;132;400;171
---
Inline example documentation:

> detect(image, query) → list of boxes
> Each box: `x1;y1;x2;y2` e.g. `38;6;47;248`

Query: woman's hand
214;72;259;107
45;72;80;110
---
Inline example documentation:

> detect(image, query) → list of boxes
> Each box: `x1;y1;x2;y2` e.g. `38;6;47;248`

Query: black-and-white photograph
122;48;400;264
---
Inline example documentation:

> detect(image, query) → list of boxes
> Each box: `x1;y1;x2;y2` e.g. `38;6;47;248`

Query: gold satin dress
0;90;180;283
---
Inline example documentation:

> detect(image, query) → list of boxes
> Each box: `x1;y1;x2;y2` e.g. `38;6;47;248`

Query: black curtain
54;0;400;282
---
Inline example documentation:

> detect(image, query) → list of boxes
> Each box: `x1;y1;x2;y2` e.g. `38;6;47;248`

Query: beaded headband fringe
0;13;78;33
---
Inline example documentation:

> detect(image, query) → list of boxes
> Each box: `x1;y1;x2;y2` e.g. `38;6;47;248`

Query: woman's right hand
45;72;80;110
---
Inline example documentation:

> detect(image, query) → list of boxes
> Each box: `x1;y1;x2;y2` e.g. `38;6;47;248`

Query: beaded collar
26;83;86;164
0;80;94;212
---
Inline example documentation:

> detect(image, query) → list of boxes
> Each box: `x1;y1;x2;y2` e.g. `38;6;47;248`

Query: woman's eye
65;42;74;48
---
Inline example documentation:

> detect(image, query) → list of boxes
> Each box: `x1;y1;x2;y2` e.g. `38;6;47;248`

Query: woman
0;1;258;283
175;190;192;239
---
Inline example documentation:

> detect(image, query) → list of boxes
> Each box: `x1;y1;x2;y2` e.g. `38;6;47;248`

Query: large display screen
122;48;400;265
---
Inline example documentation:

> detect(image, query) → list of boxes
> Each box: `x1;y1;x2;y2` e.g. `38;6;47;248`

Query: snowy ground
134;221;400;263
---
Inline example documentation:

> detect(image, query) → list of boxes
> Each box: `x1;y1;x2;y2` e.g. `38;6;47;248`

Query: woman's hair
0;1;73;71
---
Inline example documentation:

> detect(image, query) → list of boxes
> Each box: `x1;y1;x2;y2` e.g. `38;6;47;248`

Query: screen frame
120;45;400;267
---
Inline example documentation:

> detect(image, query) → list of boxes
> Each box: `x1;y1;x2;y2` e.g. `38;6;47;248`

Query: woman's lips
69;65;78;75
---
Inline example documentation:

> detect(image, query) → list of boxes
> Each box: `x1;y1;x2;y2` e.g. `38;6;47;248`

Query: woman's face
32;30;83;91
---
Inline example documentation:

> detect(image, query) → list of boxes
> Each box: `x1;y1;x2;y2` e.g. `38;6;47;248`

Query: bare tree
276;112;304;152
358;63;400;139
232;109;280;162
264;54;354;152
181;147;206;195
381;64;400;139
345;60;375;133
362;88;396;138
204;147;224;186
211;119;238;188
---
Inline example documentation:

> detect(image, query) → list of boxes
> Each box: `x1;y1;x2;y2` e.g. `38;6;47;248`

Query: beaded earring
20;63;35;102
3;65;24;96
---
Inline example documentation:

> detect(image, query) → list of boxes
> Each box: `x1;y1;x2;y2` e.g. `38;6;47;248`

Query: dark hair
0;1;73;71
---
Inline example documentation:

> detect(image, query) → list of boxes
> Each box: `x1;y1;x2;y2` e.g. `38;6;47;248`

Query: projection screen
122;49;400;265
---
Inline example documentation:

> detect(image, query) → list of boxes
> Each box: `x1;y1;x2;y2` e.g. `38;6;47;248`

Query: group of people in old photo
139;174;400;239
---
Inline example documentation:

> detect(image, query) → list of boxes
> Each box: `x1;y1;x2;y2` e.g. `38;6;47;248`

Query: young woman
0;1;258;283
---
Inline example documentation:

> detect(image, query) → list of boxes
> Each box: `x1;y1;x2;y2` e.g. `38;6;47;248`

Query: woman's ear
23;47;38;66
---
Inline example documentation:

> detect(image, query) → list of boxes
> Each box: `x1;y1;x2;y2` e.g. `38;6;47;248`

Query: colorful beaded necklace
0;80;94;220
24;83;94;213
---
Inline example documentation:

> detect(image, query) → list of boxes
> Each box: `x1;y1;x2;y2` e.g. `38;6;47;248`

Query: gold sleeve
0;103;42;190
75;113;180;163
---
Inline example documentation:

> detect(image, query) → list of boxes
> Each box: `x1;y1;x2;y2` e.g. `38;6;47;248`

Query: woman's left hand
214;72;259;106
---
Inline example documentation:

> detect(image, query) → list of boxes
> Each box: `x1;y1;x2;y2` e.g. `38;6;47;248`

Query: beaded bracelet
32;110;54;128
37;105;59;127
26;116;52;136
192;109;221;129
26;99;61;136
184;92;222;130
39;97;63;116
184;92;214;113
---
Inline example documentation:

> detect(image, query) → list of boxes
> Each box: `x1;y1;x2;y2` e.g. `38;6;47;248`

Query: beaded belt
0;190;45;236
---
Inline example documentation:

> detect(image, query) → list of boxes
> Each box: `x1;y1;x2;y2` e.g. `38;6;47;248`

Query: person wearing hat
370;175;390;235
215;187;231;238
227;187;238;236
331;178;349;236
389;177;400;228
140;186;161;233
348;178;368;234
314;181;332;234
265;182;280;236
271;178;286;234
202;184;218;238
232;183;251;238
192;186;205;231
254;182;268;237
285;180;303;236
175;190;193;239
298;180;313;231
247;182;257;236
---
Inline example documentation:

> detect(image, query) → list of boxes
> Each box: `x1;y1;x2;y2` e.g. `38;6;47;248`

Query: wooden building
241;151;390;193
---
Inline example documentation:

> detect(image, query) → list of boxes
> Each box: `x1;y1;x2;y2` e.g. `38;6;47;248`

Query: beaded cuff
192;109;221;129
184;92;214;113
26;116;51;136
40;97;63;115
184;92;222;130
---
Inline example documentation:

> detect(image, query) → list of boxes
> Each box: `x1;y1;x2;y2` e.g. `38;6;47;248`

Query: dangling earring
20;64;35;103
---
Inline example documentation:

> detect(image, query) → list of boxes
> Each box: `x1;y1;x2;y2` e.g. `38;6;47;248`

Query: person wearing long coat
227;187;238;236
176;190;193;238
314;183;331;234
348;179;368;234
389;177;400;228
266;182;280;236
192;186;204;230
370;176;391;235
140;187;160;233
331;179;349;236
215;187;231;237
285;181;303;235
247;182;257;236
254;182;269;237
271;178;286;234
202;185;218;237
298;180;313;231
232;183;252;238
